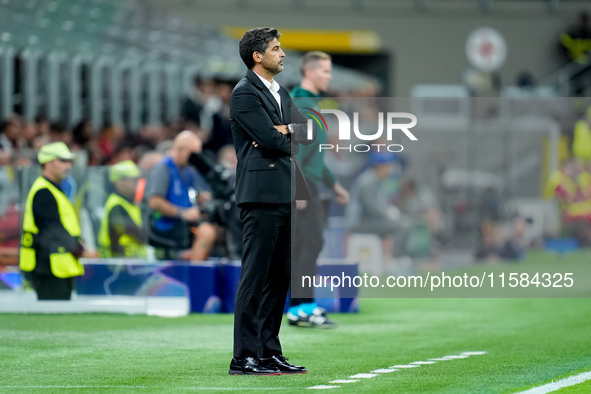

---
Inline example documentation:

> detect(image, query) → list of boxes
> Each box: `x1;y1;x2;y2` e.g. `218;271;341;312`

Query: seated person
98;160;146;258
345;152;411;258
475;218;529;262
475;221;504;262
398;178;442;237
145;131;216;261
500;217;528;261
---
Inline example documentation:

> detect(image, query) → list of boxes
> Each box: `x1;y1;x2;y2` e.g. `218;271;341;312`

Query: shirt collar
42;176;63;191
254;71;280;94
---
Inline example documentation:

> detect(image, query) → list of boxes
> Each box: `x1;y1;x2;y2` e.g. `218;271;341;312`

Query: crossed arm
232;90;316;152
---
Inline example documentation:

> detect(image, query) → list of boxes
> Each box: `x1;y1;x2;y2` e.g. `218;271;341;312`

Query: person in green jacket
289;51;350;328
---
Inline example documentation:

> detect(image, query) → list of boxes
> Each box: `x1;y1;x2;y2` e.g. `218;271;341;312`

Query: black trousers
291;183;325;304
31;273;73;300
233;202;292;359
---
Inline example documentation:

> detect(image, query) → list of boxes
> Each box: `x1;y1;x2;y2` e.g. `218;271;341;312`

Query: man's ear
253;52;262;64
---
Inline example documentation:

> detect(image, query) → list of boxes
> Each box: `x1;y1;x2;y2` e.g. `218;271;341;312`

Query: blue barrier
215;259;359;314
75;258;360;314
77;260;219;313
161;263;221;313
544;237;579;254
218;260;242;313
316;261;360;313
0;272;20;289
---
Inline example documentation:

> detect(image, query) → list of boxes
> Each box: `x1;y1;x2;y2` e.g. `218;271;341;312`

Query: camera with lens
189;151;236;227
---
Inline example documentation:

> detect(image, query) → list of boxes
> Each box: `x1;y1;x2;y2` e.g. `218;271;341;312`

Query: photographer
189;145;242;259
145;131;216;261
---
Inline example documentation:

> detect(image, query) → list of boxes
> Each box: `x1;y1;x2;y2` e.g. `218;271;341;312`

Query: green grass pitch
1;252;591;392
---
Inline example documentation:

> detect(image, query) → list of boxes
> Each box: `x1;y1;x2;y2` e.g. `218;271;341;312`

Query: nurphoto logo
304;108;418;152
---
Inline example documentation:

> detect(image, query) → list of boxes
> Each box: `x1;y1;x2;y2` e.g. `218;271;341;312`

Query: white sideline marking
517;371;591;394
311;351;488;390
308;385;340;390
0;386;285;391
389;364;420;368
350;373;378;379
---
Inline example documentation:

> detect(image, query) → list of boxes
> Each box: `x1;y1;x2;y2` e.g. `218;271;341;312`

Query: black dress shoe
229;357;281;375
259;355;307;374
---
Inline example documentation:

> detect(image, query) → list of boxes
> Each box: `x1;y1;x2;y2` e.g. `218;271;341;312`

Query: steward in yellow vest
545;158;591;220
544;168;577;207
578;163;591;200
572;107;591;162
20;142;85;300
98;160;146;258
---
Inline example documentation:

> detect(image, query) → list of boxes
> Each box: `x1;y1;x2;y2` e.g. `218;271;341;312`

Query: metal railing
542;54;591;97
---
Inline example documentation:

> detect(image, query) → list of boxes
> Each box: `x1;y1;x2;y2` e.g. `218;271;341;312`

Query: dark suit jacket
230;69;316;206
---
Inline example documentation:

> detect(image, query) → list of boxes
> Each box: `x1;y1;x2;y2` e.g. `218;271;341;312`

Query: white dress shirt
254;71;282;118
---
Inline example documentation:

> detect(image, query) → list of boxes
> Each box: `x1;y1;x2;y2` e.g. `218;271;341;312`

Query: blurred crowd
4;78;588;266
0;76;241;260
0;71;395;262
473;107;591;262
544;106;591;246
0;77;238;168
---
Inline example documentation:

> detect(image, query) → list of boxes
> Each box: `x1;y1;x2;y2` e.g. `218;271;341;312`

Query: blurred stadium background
1;0;591;392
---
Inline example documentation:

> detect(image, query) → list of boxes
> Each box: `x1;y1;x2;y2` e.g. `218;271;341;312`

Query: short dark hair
50;122;68;134
0;120;8;135
1;114;21;134
239;27;281;69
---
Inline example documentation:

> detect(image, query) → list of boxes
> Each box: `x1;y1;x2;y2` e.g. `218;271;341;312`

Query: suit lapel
262;87;282;122
279;88;289;124
246;69;283;122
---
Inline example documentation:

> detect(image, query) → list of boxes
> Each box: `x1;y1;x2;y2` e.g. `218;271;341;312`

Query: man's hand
274;125;288;135
333;182;350;205
296;200;308;210
73;241;87;259
198;191;213;204
251;126;289;149
0;151;10;166
83;250;99;258
251;126;288;149
180;207;201;222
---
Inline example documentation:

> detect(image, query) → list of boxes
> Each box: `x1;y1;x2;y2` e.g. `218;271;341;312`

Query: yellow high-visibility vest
98;193;146;258
572;120;591;161
20;177;84;278
578;171;591;199
545;170;591;217
544;170;577;200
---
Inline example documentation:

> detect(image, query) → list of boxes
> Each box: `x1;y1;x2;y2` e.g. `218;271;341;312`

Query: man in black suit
229;27;316;376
